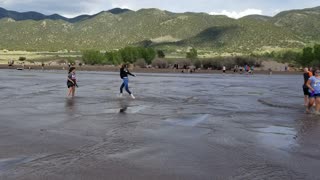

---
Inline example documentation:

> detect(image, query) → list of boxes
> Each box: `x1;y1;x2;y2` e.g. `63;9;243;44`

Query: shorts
303;87;310;96
67;81;75;88
223;70;226;73
309;93;320;98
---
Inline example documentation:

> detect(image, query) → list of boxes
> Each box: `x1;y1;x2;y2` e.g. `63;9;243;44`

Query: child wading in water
306;69;320;114
67;67;77;97
119;64;136;99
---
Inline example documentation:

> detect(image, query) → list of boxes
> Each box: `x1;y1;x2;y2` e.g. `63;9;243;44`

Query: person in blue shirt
306;69;320;114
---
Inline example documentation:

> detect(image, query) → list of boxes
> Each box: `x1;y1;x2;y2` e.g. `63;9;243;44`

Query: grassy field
0;50;81;64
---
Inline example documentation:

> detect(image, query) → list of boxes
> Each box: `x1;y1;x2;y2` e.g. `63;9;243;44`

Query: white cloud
209;9;263;19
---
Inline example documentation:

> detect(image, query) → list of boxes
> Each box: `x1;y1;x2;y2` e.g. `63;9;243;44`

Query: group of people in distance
303;67;320;114
232;64;255;74
67;64;136;99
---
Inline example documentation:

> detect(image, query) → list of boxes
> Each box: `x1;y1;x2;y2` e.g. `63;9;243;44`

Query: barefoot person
303;68;313;107
67;67;77;97
306;69;320;114
119;64;136;99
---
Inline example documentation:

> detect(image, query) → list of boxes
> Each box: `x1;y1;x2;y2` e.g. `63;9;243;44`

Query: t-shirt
309;76;320;94
68;73;76;82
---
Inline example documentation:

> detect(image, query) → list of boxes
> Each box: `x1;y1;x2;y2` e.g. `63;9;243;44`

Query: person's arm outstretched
127;70;136;77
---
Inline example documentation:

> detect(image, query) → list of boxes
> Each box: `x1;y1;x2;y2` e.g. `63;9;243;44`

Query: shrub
68;58;76;65
157;50;165;58
105;51;122;65
82;50;105;65
221;57;236;70
193;59;202;69
176;59;192;68
202;59;213;69
19;57;26;61
134;59;147;68
140;47;156;64
186;48;198;59
152;59;168;69
57;59;67;64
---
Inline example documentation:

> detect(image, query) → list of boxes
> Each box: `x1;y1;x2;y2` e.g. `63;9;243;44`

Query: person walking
306;69;320;114
67;67;77;97
119;64;136;99
303;68;313;108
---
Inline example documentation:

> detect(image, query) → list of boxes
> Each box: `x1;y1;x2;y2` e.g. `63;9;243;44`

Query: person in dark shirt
119;64;136;99
67;67;77;97
303;68;313;108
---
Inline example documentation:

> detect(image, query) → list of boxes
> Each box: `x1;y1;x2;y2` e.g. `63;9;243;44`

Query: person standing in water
306;69;320;114
119;64;136;99
67;67;77;97
303;68;313;107
222;66;226;74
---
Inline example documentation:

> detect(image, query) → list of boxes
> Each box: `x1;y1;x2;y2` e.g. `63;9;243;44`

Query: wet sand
0;69;319;180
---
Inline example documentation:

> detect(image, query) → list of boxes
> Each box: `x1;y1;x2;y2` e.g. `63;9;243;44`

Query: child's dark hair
68;67;76;74
121;64;128;69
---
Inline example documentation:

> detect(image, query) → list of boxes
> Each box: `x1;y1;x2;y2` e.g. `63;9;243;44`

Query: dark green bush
19;57;26;61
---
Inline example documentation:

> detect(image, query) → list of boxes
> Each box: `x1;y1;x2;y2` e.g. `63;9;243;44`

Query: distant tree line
81;45;320;70
253;44;320;68
82;47;161;65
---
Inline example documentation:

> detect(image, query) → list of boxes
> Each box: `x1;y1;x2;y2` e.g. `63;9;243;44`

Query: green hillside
271;6;320;41
0;7;319;52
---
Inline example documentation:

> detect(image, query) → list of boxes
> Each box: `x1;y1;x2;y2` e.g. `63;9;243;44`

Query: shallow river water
0;69;319;180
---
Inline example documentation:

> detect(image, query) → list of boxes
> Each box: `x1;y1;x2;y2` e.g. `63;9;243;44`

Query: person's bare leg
304;95;309;106
307;98;315;113
72;87;75;97
67;87;72;96
315;97;320;113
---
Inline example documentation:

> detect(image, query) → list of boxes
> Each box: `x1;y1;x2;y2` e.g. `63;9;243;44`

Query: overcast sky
0;0;319;18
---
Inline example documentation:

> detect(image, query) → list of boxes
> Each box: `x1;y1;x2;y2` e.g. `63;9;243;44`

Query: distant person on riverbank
222;66;226;74
306;69;320;114
67;67;77;97
250;65;255;74
303;68;313;108
8;60;14;66
233;65;238;73
239;66;243;74
268;68;272;75
244;64;248;74
119;64;136;99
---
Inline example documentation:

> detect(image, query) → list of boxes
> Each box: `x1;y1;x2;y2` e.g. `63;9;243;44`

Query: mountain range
0;6;319;52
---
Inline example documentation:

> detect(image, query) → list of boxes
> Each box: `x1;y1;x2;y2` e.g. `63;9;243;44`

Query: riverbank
0;64;301;75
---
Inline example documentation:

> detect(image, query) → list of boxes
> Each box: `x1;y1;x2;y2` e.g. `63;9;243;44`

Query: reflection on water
65;98;76;113
256;125;298;150
119;100;129;113
296;117;320;140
